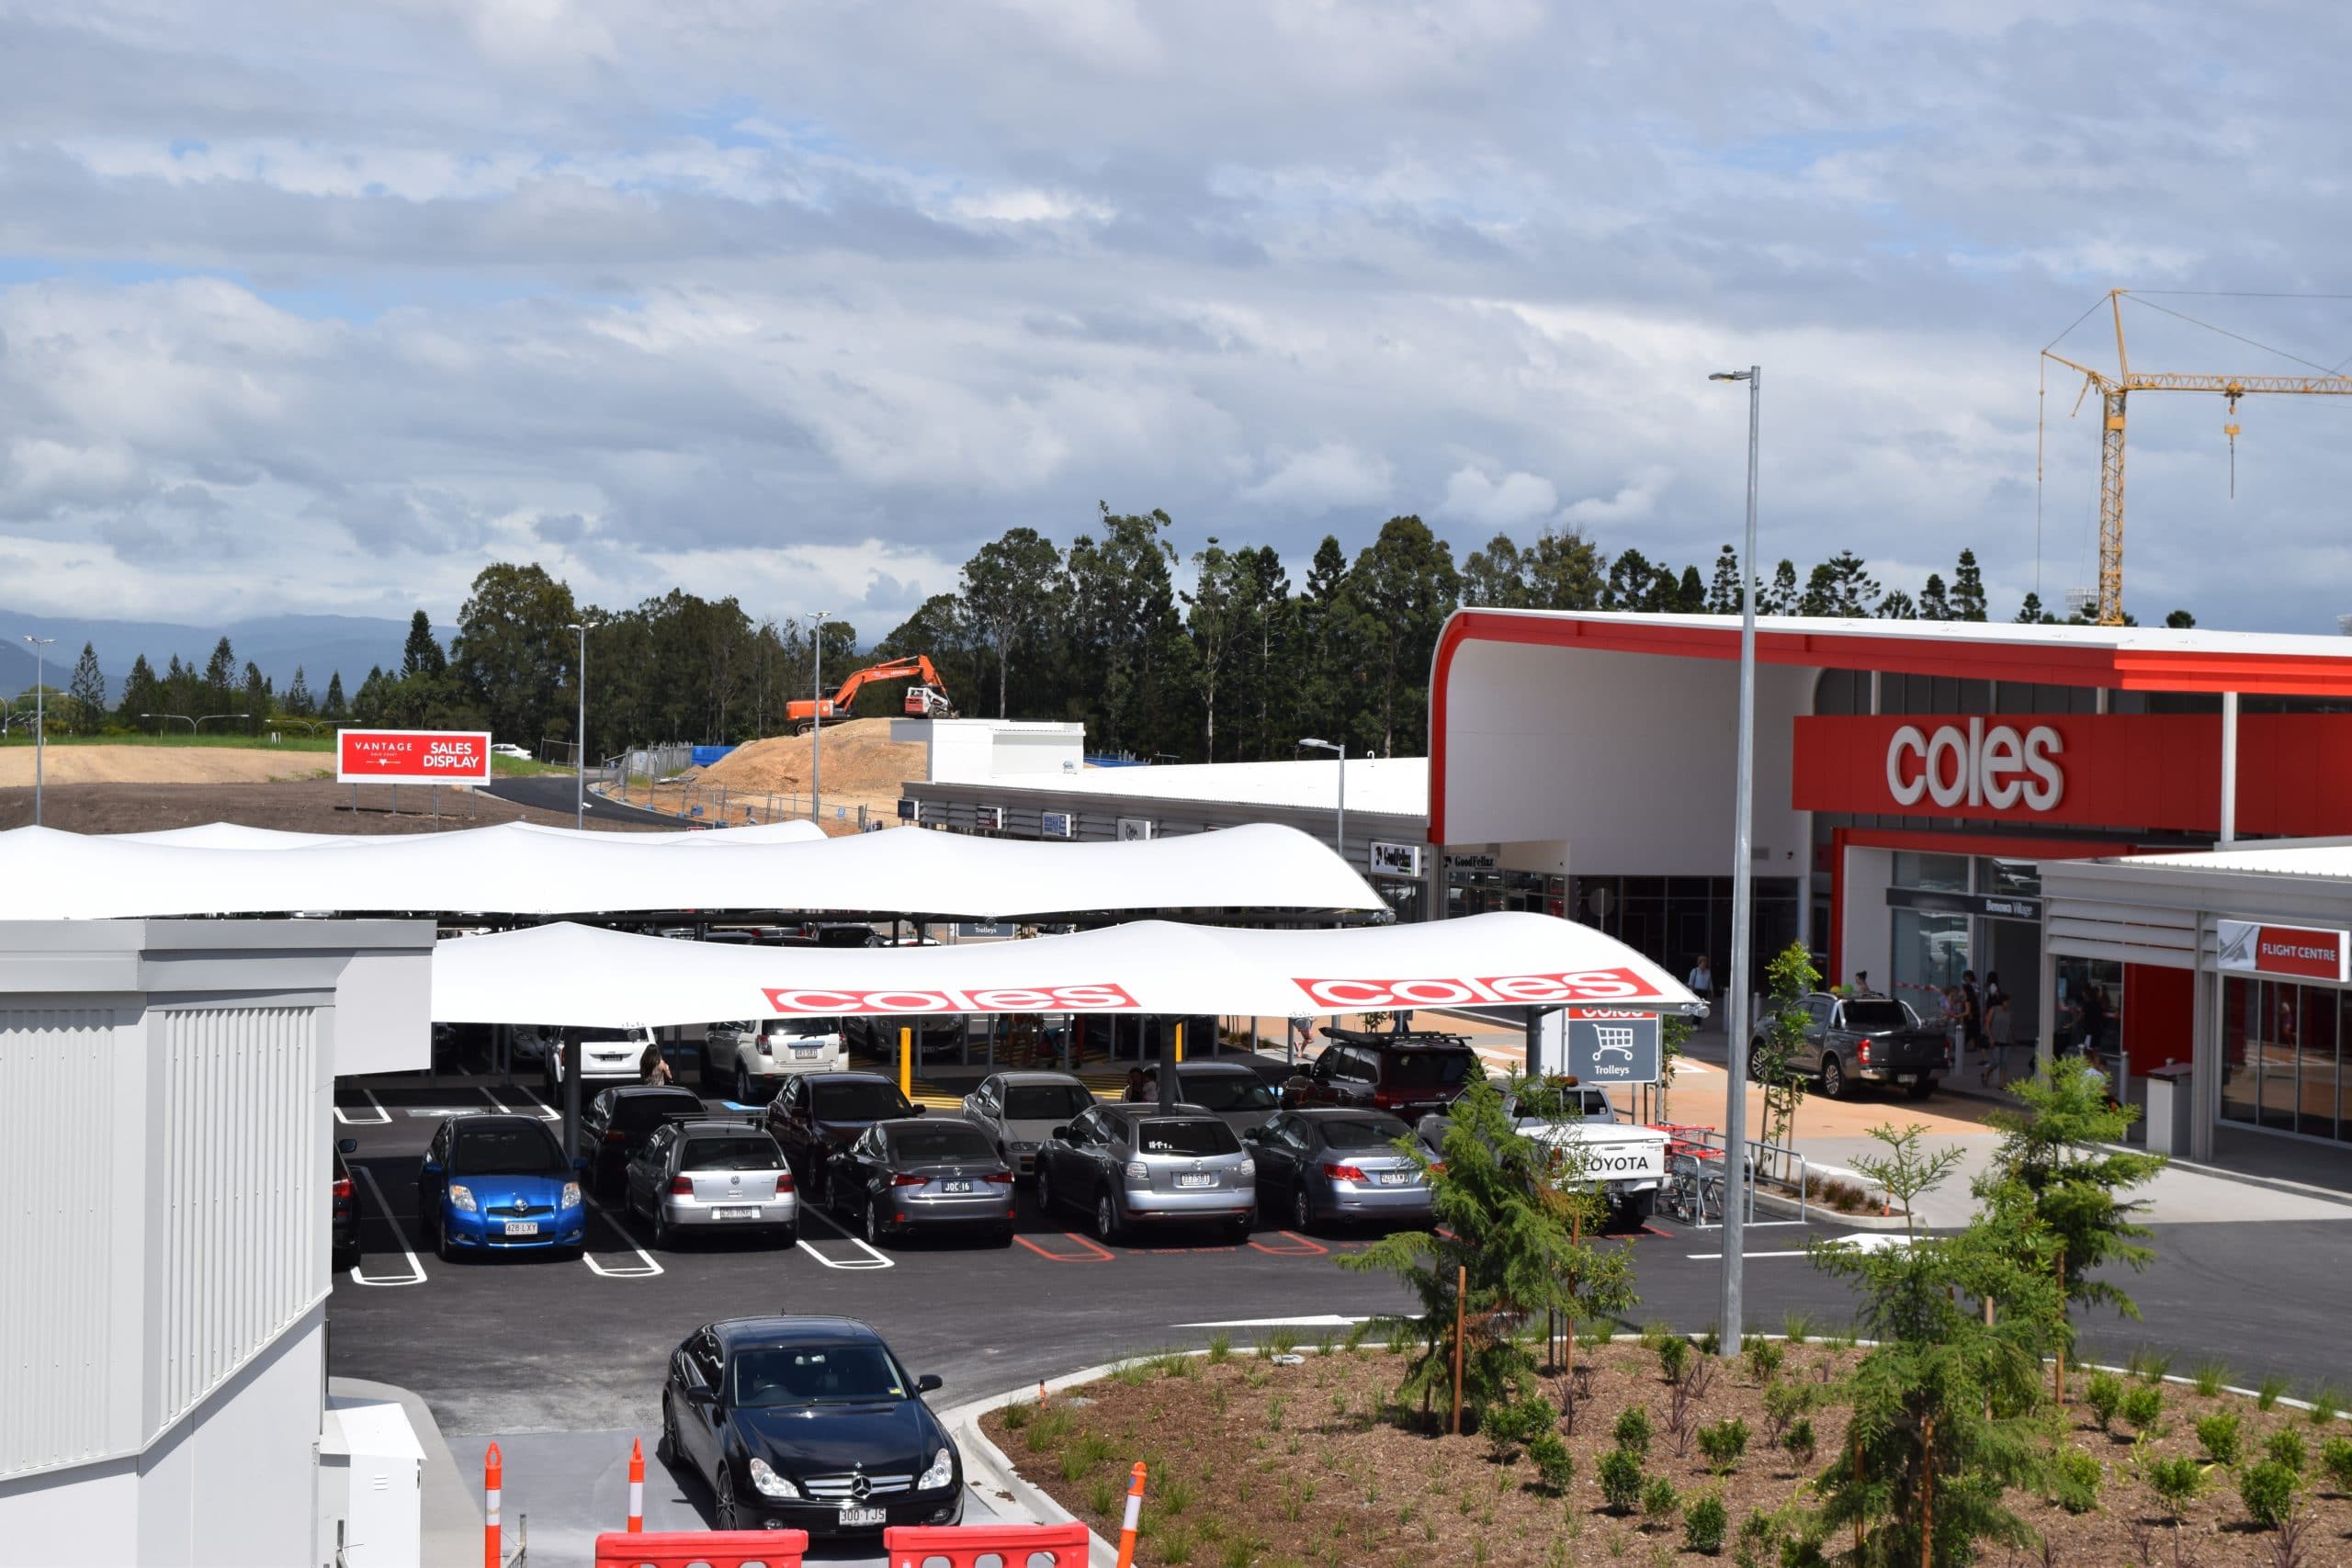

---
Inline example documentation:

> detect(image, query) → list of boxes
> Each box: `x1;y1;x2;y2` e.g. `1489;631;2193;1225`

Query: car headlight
447;1183;478;1213
917;1448;956;1490
748;1456;801;1499
560;1182;582;1209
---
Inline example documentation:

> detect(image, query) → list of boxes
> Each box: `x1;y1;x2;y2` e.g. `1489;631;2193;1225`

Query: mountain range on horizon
1;608;409;699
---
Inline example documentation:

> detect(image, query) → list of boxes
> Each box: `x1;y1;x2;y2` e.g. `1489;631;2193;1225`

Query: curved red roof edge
1425;611;2352;844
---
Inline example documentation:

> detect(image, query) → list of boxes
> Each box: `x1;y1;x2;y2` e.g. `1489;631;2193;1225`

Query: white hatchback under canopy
429;913;1701;1027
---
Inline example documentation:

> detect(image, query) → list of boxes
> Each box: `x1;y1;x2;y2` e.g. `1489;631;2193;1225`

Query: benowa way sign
336;729;493;785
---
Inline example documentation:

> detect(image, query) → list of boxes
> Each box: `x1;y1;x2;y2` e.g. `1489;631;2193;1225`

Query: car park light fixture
447;1183;478;1212
748;1456;802;1499
918;1449;955;1490
1321;1163;1369;1182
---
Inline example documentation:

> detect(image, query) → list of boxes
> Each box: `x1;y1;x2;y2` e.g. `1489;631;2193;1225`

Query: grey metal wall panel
153;1007;322;1441
0;1007;122;1479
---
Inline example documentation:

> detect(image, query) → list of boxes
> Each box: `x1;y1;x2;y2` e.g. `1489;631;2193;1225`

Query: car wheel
715;1466;741;1530
775;1224;797;1249
736;1066;753;1104
651;1208;673;1250
657;1394;680;1467
993;1224;1015;1248
1291;1182;1315;1235
1094;1188;1122;1244
435;1217;457;1263
1034;1168;1056;1217
1820;1054;1847;1100
1227;1216;1253;1245
1905;1076;1938;1101
865;1195;888;1248
808;1161;830;1209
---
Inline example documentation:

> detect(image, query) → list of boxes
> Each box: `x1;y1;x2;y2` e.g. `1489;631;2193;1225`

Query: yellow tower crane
2043;288;2352;626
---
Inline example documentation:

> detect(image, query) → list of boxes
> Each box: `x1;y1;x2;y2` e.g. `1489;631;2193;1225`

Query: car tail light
1322;1163;1369;1182
774;1171;794;1193
756;1040;773;1055
1860;1042;1872;1065
603;1129;628;1144
1426;1160;1446;1175
333;1175;352;1202
669;1176;694;1195
1371;1089;1400;1110
985;1172;1014;1184
892;1172;927;1186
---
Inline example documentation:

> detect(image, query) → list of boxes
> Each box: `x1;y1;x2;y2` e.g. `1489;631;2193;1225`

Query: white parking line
581;1197;664;1279
514;1087;562;1122
333;1088;391;1126
795;1203;894;1270
348;1166;427;1288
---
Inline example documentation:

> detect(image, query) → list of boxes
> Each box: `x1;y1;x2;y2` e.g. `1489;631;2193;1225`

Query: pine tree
203;637;237;708
2013;592;2057;625
1706;545;1742;615
1758;559;1799;615
242;661;268;732
402;610;447;678
2165;608;2197;628
1802;551;1881;617
1878;589;1918;619
116;653;159;727
285;666;314;717
1951;548;1988;621
66;642;107;734
1917;573;1952;621
323;671;347;719
1600;547;1655;610
1674;564;1705;613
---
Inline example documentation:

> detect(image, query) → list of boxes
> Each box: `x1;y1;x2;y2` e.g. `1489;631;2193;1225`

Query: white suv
543;1023;658;1093
703;1017;848;1102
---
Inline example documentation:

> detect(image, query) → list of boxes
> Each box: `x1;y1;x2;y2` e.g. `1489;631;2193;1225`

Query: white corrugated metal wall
0;1006;125;1478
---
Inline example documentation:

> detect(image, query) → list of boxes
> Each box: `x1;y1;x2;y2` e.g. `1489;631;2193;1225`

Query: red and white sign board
335;728;493;785
763;982;1139;1016
2217;921;2349;984
1291;968;1658;1010
1792;713;2352;836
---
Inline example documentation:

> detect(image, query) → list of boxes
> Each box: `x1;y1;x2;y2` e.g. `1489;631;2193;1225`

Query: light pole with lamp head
196;713;249;730
20;635;55;824
1707;364;1761;1359
810;612;830;826
1297;738;1346;859
142;713;195;734
566;623;586;829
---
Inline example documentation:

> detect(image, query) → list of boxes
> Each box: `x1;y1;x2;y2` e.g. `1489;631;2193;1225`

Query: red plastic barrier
884;1522;1091;1568
592;1529;808;1568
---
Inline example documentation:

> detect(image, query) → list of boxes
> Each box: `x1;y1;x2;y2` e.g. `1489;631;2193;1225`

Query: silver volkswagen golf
623;1119;798;1248
1034;1102;1255;1245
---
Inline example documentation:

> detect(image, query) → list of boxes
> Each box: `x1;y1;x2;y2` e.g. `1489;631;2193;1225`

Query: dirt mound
0;744;326;786
694;720;926;800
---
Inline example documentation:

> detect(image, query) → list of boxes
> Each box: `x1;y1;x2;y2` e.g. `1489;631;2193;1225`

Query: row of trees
12;513;2196;756
6;637;350;737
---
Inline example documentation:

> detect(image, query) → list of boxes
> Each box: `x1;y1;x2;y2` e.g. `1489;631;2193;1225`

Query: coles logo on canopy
1293;969;1655;1010
763;983;1141;1016
334;728;492;784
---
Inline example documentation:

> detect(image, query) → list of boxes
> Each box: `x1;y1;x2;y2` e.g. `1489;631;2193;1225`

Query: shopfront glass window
2221;976;2258;1128
1981;858;2042;897
1892;908;1969;999
2296;987;2340;1142
2053;958;2122;1066
2218;976;2347;1143
1892;852;1969;893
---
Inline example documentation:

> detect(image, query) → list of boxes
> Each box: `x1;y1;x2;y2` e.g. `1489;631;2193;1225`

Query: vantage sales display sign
336;728;493;785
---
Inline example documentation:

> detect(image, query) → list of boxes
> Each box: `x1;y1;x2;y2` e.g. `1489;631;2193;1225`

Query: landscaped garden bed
982;1335;2352;1567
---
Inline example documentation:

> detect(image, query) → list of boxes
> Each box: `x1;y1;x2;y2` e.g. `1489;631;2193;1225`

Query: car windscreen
1841;1001;1913;1032
1316;1117;1409;1152
809;1080;913;1121
763;1019;837;1040
1384;1052;1476;1089
732;1342;906;1407
1001;1084;1094;1121
888;1126;997;1164
1181;1073;1277;1112
681;1136;783;1172
617;1093;701;1131
1136;1118;1241;1157
450;1124;564;1177
579;1026;645;1044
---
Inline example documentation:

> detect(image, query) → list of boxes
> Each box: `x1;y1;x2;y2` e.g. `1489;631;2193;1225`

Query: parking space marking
1013;1232;1115;1263
793;1204;895;1270
333;1088;391;1126
1247;1231;1329;1258
514;1087;562;1121
348;1166;427;1288
580;1199;664;1279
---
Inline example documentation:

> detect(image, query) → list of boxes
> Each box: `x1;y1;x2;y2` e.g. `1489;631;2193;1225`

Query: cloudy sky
3;0;2349;637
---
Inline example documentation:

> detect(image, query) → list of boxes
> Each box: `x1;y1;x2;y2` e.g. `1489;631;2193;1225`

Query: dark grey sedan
822;1116;1015;1247
1242;1109;1432;1234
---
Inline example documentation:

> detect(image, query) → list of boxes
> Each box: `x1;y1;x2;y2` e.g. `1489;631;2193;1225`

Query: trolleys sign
335;728;492;784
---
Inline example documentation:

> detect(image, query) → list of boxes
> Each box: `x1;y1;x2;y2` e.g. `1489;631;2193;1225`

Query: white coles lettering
1883;722;2064;815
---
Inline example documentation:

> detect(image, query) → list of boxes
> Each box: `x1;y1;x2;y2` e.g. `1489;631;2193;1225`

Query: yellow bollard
899;1026;912;1100
1173;1021;1183;1065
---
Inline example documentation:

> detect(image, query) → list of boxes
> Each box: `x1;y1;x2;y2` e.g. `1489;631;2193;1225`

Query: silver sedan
623;1120;798;1248
960;1071;1098;1178
1243;1109;1431;1233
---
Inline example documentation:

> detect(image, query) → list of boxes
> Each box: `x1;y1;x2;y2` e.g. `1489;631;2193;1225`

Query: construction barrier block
592;1529;808;1568
885;1521;1092;1568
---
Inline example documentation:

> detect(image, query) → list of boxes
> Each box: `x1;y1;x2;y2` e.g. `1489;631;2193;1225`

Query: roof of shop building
938;756;1429;818
1437;610;2352;697
2117;841;2352;882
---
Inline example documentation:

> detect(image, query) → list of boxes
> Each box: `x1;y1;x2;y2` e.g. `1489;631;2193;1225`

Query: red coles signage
762;983;1139;1015
1293;969;1658;1010
1791;714;2352;836
335;728;493;784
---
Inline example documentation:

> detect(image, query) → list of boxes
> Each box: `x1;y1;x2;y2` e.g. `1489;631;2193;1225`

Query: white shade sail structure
431;912;1701;1027
104;818;829;849
0;820;1384;920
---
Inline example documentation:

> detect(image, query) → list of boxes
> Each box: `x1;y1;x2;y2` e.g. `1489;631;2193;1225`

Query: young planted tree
1751;942;1817;1166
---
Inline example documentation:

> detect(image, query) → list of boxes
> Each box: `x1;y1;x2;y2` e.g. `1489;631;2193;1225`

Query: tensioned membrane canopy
0;820;1384;919
430;913;1700;1026
104;819;829;849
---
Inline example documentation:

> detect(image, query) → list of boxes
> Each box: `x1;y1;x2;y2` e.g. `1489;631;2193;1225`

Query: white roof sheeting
2120;842;2352;882
1463;608;2352;660
0;820;1384;919
430;912;1698;1026
1017;757;1427;818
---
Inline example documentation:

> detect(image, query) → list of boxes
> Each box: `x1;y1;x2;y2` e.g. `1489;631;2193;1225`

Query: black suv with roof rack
1281;1027;1487;1120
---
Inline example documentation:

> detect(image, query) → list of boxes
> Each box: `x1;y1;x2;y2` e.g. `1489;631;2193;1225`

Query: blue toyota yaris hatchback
418;1113;585;1260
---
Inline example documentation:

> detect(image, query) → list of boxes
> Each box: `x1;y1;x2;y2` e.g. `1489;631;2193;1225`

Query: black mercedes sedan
658;1316;963;1537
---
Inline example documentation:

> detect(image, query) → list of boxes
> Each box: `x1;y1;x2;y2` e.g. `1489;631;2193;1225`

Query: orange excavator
785;655;957;734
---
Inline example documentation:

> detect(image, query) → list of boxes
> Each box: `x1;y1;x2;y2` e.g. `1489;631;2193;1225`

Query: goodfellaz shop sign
336;729;493;785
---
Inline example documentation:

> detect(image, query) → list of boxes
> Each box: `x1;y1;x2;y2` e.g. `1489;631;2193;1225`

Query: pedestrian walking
1685;954;1713;1002
1960;968;1987;1073
1983;994;2017;1087
639;1038;673;1086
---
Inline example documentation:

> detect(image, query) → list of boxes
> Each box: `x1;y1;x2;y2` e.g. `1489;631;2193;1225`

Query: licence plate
840;1506;887;1527
791;1044;823;1057
943;1179;971;1193
1376;1171;1411;1186
503;1221;538;1236
1176;1174;1215;1189
715;1206;760;1219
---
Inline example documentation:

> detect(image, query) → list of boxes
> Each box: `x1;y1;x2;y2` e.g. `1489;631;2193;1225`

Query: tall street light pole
21;635;55;825
567;622;586;829
1298;738;1346;859
810;612;831;827
1708;364;1761;1359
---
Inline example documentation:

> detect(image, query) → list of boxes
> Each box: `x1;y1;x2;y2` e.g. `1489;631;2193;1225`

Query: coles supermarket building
1428;610;2352;1163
